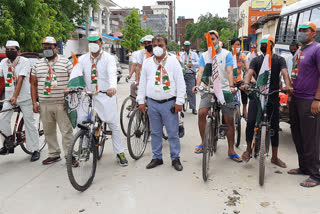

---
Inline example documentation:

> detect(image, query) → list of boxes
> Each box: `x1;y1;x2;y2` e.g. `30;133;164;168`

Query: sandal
194;145;203;154
242;114;248;121
288;168;305;175
300;178;320;188
229;154;243;163
271;158;287;168
241;151;251;163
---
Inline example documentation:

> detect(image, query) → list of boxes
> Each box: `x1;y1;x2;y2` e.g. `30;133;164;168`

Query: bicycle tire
67;130;97;192
96;132;105;161
127;108;148;160
202;117;213;182
259;126;267;186
183;94;188;112
235;105;241;148
18;116;47;155
120;96;136;137
162;126;168;140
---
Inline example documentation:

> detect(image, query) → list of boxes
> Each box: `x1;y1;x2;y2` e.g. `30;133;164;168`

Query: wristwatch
33;102;39;105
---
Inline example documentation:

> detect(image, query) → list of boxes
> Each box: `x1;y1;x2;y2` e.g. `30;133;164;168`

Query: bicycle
245;87;288;186
234;81;243;148
196;86;225;181
0;100;46;155
66;89;111;192
183;69;197;112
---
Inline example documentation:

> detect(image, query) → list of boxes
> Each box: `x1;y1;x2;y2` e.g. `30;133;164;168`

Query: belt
149;96;176;104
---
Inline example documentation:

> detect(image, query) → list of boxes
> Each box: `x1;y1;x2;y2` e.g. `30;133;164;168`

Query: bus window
278;16;288;43
297;9;311;28
286;14;298;42
310;7;320;28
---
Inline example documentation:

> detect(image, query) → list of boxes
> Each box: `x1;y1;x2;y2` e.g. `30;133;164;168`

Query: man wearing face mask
241;34;292;166
288;22;320;188
192;30;241;162
70;31;128;166
31;37;76;166
136;35;154;84
180;41;199;115
0;41;40;161
282;41;299;88
231;37;250;120
137;36;186;171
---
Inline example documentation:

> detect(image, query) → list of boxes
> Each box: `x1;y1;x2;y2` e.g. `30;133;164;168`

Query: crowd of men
0;21;319;187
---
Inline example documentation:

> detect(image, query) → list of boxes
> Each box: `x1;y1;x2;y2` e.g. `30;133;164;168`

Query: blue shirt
199;49;233;67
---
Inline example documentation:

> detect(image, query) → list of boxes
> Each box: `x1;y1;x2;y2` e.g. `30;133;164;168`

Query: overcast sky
114;0;230;22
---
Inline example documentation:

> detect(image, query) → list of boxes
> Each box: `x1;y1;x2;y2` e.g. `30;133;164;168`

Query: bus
274;0;320;56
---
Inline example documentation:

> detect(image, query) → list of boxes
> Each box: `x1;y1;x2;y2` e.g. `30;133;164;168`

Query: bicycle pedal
103;131;112;135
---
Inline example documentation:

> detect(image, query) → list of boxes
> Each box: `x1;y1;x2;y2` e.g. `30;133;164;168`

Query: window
297;9;311;28
277;16;288;43
286;14;298;42
310;7;320;29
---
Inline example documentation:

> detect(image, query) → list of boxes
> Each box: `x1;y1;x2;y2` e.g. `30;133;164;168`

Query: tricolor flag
256;39;272;109
204;32;225;104
249;44;257;61
232;43;238;78
67;54;86;89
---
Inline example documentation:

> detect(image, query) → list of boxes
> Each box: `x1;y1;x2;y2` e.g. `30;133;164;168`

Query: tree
0;0;97;51
167;41;180;51
120;9;146;51
145;28;153;35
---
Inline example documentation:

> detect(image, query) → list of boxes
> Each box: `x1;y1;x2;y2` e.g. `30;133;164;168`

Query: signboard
251;0;272;10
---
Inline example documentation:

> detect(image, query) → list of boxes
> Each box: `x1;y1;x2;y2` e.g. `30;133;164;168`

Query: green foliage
167;41;180;51
120;9;146;51
145;28;153;35
0;0;97;51
183;13;237;50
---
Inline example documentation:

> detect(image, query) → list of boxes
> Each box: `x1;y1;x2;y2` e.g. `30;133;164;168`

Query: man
241;34;292;167
31;37;75;165
0;41;40;161
192;30;241;162
282;41;299;88
231;37;250;119
288;22;320;188
70;31;128;166
180;41;199;115
137;36;186;171
136;35;154;84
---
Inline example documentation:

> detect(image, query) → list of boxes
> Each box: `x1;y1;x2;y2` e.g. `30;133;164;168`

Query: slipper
300;178;320;188
229;154;243;163
194;145;203;154
287;168;304;175
241;151;251;163
242;114;248;121
271;158;287;168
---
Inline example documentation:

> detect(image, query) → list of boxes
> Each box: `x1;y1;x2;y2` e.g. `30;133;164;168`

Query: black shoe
30;151;40;162
42;156;61;165
192;109;197;115
172;158;183;171
146;158;163;169
0;147;14;155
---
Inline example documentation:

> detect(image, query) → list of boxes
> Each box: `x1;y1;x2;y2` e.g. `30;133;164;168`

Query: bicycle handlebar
245;88;289;96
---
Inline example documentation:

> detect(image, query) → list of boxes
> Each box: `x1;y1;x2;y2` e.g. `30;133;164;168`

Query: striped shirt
32;55;72;104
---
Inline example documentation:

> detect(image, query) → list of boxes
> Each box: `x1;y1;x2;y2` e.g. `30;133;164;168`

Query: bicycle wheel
127;108;149;160
120;96;136;137
162;126;168;140
18;115;47;155
202;117;213;182
259;126;267;186
234;105;241;148
183;94;188;112
96;124;106;161
67;130;97;192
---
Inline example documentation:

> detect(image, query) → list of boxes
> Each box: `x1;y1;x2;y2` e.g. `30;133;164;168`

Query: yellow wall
271;0;298;6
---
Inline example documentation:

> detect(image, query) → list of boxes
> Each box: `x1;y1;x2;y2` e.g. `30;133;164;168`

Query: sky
113;0;230;22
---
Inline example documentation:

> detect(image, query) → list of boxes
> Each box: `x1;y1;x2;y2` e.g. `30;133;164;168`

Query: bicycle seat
77;123;89;130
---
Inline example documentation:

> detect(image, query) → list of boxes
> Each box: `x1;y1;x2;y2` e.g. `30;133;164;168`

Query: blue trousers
184;74;196;110
147;98;181;160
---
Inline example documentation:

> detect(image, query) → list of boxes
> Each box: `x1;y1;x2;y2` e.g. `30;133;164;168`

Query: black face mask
145;45;153;53
290;51;296;56
260;46;267;54
6;50;18;61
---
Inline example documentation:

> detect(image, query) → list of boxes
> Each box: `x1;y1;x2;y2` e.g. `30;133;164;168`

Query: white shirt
137;54;186;105
77;51;117;91
137;49;149;65
0;57;31;102
131;51;140;64
180;51;199;73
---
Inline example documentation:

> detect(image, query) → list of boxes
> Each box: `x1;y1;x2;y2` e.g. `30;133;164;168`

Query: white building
151;5;170;35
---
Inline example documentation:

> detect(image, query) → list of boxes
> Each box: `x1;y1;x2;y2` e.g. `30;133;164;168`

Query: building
228;0;247;23
110;8;139;33
140;14;169;36
156;1;176;41
175;16;198;50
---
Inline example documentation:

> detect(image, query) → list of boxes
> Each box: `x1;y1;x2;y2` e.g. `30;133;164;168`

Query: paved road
0;65;319;214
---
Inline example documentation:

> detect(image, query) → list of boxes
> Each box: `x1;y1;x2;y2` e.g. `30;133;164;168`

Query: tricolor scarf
183;52;192;74
90;52;102;92
291;42;312;82
5;57;20;89
145;50;151;59
204;33;225;104
43;57;58;96
154;55;170;92
232;44;238;79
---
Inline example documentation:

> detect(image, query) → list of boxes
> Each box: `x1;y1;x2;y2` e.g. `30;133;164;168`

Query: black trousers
246;97;280;147
241;90;248;105
290;96;320;181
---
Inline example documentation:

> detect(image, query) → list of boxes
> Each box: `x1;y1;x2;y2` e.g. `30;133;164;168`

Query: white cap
6;40;20;48
42;36;57;44
144;35;154;42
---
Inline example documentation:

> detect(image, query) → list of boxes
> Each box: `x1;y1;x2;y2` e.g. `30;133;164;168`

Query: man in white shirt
70;31;128;166
0;41;40;161
136;35;154;84
180;41;199;114
137;36;186;171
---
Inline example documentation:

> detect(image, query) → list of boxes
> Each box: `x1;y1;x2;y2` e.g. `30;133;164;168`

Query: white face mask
89;43;100;53
232;47;241;53
153;46;164;57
